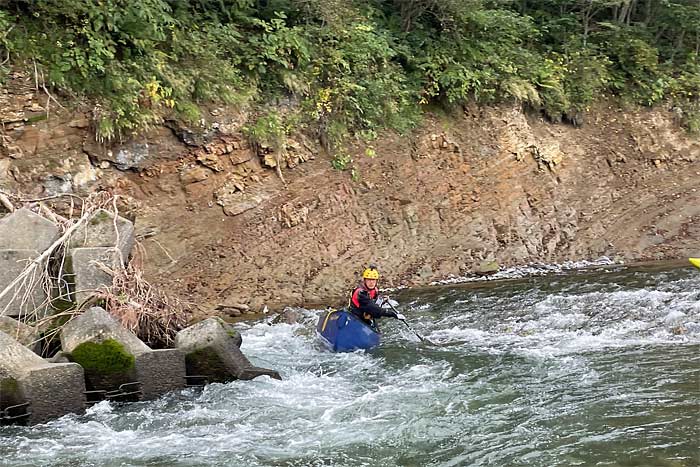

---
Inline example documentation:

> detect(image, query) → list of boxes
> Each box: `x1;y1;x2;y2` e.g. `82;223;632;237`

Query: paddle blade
690;258;700;269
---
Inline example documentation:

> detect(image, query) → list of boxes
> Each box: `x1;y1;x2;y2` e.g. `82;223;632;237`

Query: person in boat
349;266;405;330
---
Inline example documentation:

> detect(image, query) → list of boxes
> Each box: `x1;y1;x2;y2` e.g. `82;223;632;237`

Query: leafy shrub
1;0;698;139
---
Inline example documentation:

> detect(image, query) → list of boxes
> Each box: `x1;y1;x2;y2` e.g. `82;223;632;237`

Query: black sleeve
357;290;395;318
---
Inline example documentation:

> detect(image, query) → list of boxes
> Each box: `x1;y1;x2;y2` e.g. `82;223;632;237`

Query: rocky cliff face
2;72;699;313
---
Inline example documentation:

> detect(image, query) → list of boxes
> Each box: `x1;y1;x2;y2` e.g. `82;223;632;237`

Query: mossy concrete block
0;316;40;354
0;330;86;424
0;209;59;252
61;307;150;356
0;249;49;319
68;247;121;304
175;318;281;382
69;338;136;390
61;307;185;397
69;209;135;260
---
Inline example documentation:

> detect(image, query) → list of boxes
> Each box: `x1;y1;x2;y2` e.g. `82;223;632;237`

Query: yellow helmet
362;266;380;280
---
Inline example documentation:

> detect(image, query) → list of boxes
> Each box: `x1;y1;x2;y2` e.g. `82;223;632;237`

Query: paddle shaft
385;300;428;343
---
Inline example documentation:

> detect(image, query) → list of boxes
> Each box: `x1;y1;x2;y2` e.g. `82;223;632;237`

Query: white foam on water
430;257;619;285
1;265;698;467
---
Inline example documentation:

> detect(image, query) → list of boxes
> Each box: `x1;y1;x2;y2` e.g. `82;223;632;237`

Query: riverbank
1;71;699;318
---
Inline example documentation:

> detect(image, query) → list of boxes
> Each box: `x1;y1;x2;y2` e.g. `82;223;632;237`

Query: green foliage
668;60;700;133
294;20;421;148
593;25;667;106
0;10;12;82
244;111;288;150
70;339;135;375
330;153;352;170
1;0;699;138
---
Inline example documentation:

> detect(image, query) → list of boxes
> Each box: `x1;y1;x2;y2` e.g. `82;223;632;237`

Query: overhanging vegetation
1;0;698;143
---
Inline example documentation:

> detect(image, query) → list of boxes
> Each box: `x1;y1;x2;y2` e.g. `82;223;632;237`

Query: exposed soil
2;72;699;318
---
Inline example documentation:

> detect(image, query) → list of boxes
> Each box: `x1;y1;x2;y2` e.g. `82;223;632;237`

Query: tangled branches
90;248;189;348
0;189;189;351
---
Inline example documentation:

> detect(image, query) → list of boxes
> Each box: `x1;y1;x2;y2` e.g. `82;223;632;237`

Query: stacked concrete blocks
60;307;186;399
67;209;136;305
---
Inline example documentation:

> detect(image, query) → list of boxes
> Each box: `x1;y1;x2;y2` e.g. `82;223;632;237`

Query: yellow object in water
690;258;700;269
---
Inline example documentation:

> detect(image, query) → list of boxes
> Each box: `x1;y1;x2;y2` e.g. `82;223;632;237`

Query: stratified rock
180;166;211;184
83;128;186;170
0;330;86;424
0;208;59;252
215;189;270;217
60;307;186;399
175;318;281;383
0;249;48;319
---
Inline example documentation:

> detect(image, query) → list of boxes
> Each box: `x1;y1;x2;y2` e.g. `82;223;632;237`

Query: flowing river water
1;262;699;466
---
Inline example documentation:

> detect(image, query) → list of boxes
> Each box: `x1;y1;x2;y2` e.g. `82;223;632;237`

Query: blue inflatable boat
316;308;380;352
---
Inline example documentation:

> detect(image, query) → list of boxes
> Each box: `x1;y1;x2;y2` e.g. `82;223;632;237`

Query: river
1;262;699;466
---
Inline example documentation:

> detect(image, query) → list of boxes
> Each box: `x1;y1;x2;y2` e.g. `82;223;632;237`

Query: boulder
69;209;135;261
0;208;59;252
0;330;86;424
60;307;186;399
475;260;500;275
0;249;49;319
175;318;281;383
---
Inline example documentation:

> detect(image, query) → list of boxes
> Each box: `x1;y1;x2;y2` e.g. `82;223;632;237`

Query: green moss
70;339;135;375
0;378;21;408
89;210;111;226
51;298;75;314
185;348;229;383
0;378;18;394
25;114;47;124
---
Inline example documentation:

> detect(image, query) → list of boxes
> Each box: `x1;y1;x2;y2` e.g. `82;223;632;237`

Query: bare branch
0;191;15;212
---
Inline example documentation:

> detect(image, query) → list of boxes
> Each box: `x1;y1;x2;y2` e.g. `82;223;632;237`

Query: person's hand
395;313;406;320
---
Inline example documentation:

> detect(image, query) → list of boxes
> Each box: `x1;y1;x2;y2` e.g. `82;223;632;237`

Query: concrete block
68;247;121;304
60;306;150;356
135;349;186;399
61;307;185;398
69;209;135;261
0;316;40;354
0;209;59;252
0;330;86;424
0;250;49;319
175;318;281;383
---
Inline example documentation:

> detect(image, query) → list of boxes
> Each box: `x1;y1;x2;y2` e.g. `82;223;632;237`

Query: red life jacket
350;284;378;309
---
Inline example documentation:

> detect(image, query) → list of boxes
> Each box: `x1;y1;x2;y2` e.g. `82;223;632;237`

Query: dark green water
1;263;699;466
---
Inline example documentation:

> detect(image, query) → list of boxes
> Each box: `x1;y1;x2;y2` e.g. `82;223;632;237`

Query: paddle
690;258;700;270
382;298;432;344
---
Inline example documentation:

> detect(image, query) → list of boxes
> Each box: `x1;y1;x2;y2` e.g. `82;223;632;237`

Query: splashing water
1;263;699;466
